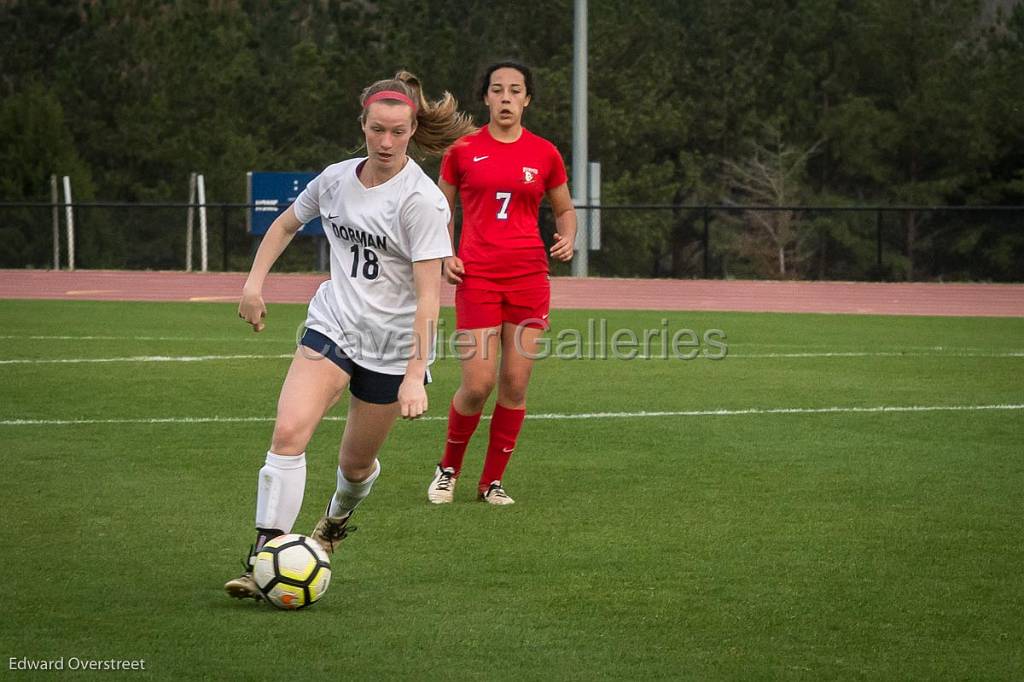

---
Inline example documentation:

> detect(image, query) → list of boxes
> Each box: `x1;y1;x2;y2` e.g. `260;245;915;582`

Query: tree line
2;0;1022;280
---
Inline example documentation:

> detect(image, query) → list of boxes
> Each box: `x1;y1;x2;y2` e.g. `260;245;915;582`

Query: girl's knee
271;416;313;454
461;377;495;405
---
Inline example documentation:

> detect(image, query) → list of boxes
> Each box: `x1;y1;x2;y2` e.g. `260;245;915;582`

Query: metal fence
1;201;1022;282
564;204;1024;282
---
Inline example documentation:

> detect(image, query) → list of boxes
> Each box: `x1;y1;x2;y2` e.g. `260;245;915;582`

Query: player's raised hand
238;289;267;332
398;379;428;419
443;256;465;285
550;233;574;262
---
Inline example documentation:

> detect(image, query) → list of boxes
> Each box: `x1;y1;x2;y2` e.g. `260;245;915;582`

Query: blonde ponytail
359;71;476;156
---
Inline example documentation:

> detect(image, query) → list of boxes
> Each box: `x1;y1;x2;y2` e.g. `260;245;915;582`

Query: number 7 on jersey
495;191;511;220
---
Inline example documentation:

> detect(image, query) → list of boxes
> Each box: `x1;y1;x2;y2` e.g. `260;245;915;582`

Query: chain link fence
2;202;1022;282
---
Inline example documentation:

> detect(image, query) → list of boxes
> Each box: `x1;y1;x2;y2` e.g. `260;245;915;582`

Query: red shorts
455;284;551;330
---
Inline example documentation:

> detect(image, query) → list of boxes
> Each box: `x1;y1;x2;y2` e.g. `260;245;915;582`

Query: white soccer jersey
292;157;452;375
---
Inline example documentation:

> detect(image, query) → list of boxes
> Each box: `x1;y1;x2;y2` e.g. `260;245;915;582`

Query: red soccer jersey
440;126;568;289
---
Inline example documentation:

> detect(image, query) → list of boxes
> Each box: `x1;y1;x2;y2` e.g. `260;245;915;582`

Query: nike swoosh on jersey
473;155;489;162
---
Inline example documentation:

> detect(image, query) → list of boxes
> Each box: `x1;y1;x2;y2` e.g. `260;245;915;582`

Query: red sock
440;402;482;476
479;404;526;492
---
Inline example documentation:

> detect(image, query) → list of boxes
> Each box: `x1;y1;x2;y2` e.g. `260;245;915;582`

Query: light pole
571;0;589;277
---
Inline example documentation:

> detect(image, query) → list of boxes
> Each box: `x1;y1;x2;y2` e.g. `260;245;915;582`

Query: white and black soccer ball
253;534;332;610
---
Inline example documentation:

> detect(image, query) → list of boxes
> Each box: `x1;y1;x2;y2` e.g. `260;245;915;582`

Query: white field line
0;334;283;342
3;335;1021;354
728;343;983;349
0;353;293;365
570;343;1024;358
1;350;1023;365
1;403;1022;427
616;351;1023;359
728;351;1024;358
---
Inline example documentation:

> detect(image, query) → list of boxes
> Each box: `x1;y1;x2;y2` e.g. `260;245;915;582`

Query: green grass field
1;298;1022;680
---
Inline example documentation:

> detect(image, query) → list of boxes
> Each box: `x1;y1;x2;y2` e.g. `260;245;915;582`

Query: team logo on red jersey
522;166;539;183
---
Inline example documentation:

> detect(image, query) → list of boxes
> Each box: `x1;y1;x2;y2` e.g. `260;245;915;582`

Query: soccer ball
253;534;332;609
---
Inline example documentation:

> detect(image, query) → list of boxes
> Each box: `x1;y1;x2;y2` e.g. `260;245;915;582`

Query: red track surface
1;269;1022;317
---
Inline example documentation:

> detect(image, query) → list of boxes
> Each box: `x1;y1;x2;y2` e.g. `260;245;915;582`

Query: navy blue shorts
299;328;428;405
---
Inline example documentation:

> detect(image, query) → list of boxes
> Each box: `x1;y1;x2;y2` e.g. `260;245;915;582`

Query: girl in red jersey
427;61;577;505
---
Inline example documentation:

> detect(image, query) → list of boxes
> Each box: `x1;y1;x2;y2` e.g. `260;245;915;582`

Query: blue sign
246;171;324;236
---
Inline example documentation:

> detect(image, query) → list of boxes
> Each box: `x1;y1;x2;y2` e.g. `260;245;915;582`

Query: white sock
328;459;381;518
254;451;306;535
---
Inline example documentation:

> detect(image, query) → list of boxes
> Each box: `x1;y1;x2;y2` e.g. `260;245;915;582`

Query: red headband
363;90;418;113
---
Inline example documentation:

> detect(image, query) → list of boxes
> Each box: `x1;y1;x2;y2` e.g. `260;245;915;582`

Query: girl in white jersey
225;72;475;602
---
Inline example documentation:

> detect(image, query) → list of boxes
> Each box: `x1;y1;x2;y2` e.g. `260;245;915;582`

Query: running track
1;269;1022;317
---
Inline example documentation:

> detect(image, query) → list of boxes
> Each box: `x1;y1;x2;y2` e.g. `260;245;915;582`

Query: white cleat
479;481;515;506
427;465;457;504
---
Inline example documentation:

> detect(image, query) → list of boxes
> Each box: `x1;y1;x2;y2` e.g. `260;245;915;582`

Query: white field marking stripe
3;350;1024;365
566;341;1024;352
614;351;1024;360
0;353;293;365
0;335;277;342
2;336;1020;359
1;335;1018;354
728;343;1014;352
3;334;1019;354
570;343;1024;357
729;351;1024;358
524;404;1024;419
2;404;1022;427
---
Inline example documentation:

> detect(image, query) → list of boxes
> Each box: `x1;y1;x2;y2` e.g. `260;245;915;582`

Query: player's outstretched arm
239;205;304;332
547;183;577;262
399;258;443;419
